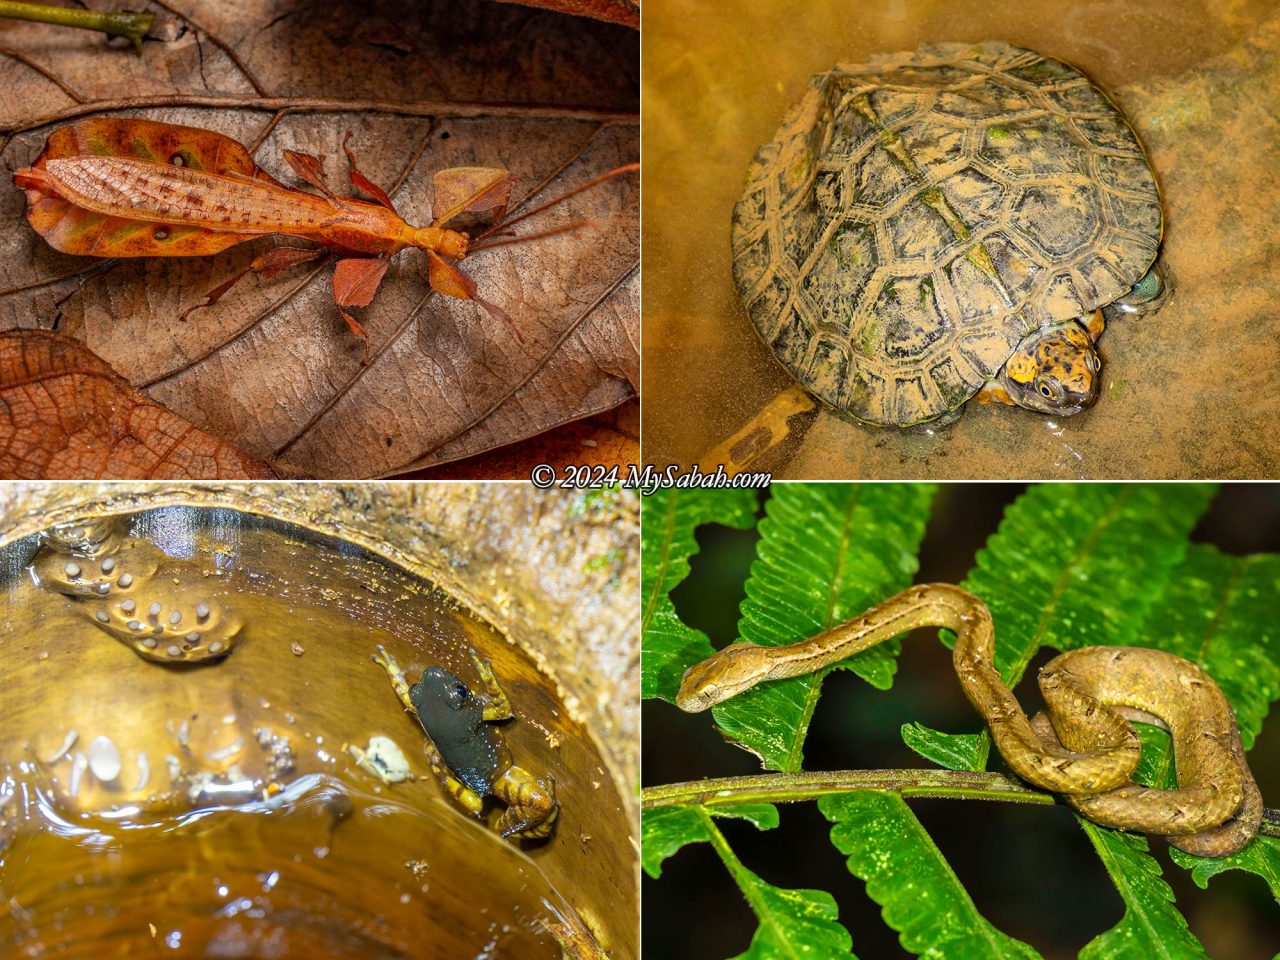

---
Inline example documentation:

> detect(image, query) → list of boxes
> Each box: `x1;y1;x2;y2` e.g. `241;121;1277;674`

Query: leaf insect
14;118;636;362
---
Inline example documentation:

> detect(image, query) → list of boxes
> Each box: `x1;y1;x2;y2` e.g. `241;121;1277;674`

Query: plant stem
642;768;1057;809
0;1;152;51
645;769;1280;842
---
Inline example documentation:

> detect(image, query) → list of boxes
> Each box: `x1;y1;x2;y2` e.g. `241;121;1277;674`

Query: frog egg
88;735;122;782
118;573;134;588
121;599;137;615
209;641;225;655
196;603;211;622
64;562;81;579
100;557;116;573
169;611;182;625
148;602;162;618
141;638;158;649
95;611;109;623
167;645;182;658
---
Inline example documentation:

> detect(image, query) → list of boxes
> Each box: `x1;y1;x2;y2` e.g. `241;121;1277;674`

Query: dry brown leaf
0;0;638;479
0;330;281;479
404;396;638;478
495;0;639;29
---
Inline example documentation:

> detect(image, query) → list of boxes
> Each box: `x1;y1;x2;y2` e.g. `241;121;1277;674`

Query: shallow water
641;0;1280;478
0;508;628;958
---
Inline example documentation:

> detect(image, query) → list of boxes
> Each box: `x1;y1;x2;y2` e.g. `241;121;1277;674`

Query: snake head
675;643;769;713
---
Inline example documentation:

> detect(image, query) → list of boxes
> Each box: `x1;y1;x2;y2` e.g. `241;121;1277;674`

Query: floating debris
43;729;78;764
348;736;412;784
88;735;122;782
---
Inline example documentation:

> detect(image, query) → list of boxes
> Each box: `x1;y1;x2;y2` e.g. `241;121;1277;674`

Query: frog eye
454;682;469;701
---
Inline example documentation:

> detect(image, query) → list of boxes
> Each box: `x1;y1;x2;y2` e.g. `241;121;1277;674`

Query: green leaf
1170;835;1280;904
1096;722;1279;940
900;722;990;772
1139;545;1280;749
644;803;851;957
713;484;936;772
641;802;778;878
960;483;1215;684
641;488;760;700
821;791;1042;959
1078;822;1208;960
727;874;850;960
1130;723;1177;791
1135;711;1280;906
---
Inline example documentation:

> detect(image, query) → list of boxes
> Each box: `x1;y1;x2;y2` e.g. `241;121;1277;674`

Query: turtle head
998;320;1100;416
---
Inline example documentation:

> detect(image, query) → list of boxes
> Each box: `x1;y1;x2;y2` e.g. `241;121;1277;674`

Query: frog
371;645;559;841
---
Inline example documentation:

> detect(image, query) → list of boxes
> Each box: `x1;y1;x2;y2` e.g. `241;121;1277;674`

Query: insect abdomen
43;156;334;233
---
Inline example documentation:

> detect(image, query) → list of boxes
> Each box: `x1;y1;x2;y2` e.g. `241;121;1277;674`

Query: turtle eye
1039;383;1053;398
454;682;469;701
1086;355;1098;372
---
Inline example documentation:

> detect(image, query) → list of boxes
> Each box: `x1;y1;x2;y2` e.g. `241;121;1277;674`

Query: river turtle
731;41;1168;427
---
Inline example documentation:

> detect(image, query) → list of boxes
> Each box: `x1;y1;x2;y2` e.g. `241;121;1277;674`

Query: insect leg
282;150;337;202
178;245;324;322
332;257;391;365
341;132;396;211
425;249;524;344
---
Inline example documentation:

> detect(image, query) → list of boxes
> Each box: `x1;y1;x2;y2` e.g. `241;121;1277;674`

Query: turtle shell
731;41;1163;426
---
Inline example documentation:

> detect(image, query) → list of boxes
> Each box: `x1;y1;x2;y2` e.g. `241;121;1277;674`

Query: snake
674;583;1262;858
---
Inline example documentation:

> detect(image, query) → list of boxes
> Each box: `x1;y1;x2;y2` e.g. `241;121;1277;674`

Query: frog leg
371;646;484;818
371;644;418;713
419;733;486;818
470;652;514;722
493;766;559;839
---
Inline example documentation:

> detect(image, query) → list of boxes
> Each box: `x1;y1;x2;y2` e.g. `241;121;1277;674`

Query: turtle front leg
493;766;559;840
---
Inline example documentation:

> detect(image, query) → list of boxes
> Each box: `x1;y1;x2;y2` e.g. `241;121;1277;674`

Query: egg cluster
33;519;243;664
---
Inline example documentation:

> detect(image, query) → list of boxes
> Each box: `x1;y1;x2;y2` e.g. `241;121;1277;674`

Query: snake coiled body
675;584;1261;857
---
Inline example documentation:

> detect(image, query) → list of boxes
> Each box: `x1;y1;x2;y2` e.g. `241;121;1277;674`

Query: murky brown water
0;508;629;958
642;0;1280;478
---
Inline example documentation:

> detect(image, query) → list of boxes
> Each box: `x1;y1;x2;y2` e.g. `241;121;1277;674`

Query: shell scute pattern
731;41;1162;425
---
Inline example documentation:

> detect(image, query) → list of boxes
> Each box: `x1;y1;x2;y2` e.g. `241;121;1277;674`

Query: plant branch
0;1;152;50
642;768;1057;809
644;768;1280;841
1;95;638;134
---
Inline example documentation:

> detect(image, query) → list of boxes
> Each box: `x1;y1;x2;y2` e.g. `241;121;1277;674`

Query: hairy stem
0;1;152;50
643;768;1056;809
644;769;1280;841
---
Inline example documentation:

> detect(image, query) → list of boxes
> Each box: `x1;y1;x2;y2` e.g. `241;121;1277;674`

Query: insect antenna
467;219;597;254
472;162;638;244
